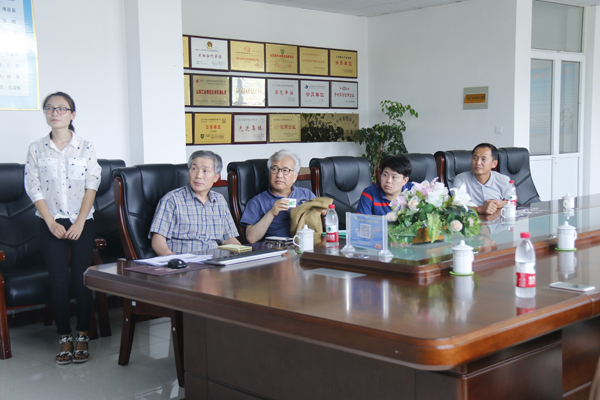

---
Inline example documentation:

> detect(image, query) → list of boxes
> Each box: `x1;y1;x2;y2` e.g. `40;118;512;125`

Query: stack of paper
135;253;213;267
218;244;252;253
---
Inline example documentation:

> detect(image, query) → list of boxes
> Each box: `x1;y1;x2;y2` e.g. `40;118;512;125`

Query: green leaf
426;213;442;243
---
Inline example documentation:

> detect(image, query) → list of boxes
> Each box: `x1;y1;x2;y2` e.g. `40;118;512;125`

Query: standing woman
24;92;102;364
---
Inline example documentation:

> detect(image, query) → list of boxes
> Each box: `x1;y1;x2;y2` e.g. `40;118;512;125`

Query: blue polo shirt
356;182;414;216
240;186;315;239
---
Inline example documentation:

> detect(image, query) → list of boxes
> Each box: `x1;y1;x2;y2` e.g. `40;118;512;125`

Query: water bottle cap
509;180;515;184
328;204;335;209
520;232;530;239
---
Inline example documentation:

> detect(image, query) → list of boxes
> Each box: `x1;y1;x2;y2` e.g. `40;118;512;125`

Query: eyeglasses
270;167;293;176
43;106;71;115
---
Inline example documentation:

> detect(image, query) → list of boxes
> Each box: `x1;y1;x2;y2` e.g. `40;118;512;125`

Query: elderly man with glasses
241;149;316;243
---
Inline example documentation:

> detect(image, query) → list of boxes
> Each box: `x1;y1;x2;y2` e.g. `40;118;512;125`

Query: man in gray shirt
453;143;510;215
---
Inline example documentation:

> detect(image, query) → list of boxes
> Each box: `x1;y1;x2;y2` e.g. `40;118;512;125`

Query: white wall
181;0;367;170
1;0;129;164
367;0;520;154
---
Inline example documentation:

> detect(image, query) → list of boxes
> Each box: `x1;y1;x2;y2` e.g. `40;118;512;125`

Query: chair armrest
95;238;107;250
0;250;5;262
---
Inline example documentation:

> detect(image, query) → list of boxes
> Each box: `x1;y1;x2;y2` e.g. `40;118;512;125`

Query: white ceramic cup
558;251;577;273
501;204;516;220
293;225;314;253
562;193;575;210
452;240;474;274
557;221;578;250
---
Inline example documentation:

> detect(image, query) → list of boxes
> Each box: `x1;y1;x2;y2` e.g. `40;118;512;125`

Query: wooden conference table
85;195;600;400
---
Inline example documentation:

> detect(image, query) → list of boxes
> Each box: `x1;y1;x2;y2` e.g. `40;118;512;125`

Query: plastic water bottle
325;204;339;247
516;232;536;298
508;180;518;206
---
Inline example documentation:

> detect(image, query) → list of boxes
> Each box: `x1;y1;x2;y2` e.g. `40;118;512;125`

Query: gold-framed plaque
330;50;357;78
233;114;268;143
194;114;232;145
299;47;328;76
184;74;191;106
231;77;266;107
269;114;301;143
266;43;298;74
190;37;228;70
185;112;193;144
183;36;190;69
192;75;230;107
326;113;359;139
230;40;265;72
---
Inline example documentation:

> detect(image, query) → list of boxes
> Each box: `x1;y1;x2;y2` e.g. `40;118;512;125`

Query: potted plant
387;181;481;244
354;100;418;180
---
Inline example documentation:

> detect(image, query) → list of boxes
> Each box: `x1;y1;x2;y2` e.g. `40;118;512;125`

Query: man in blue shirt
241;150;315;242
357;155;413;215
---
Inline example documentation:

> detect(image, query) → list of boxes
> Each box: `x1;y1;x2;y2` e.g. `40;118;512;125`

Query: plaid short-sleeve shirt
149;184;239;253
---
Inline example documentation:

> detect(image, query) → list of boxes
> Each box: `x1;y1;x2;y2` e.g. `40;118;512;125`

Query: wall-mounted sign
463;86;488;110
329;50;357;78
194;114;232;144
331;81;358;109
233;114;267;143
0;0;39;110
269;114;301;142
192;75;230;107
299;47;328;76
230;40;265;72
267;79;299;107
190;37;228;70
300;80;329;108
266;43;298;74
231;77;265;107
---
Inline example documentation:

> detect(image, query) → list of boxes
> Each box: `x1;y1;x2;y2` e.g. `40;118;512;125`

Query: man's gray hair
267;149;301;173
188;150;223;175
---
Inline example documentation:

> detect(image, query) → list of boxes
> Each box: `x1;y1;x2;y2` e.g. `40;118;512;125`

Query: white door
529;52;584;201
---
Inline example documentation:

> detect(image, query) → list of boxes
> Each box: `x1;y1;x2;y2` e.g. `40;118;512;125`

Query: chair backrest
113;164;189;260
227;159;270;240
309;156;371;229
404;153;438;183
211;179;229;201
0;164;44;272
497;147;540;205
434;150;473;189
94;159;126;263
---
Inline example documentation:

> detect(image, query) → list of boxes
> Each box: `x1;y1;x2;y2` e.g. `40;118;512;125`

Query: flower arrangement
387;179;481;244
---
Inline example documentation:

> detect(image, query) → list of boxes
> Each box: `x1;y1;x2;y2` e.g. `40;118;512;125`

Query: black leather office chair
309;156;371;229
434;150;473;189
404;153;438;183
95;159;126;266
497;147;540;205
227;159;270;243
0;161;116;359
113;163;188;387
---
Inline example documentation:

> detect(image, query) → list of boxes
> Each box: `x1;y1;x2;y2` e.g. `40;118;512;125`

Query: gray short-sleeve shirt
453;170;511;206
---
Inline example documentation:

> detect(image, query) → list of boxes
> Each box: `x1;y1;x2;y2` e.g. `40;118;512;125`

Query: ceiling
243;0;600;17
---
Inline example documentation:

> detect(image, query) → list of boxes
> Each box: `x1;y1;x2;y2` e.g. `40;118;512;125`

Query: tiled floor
0;308;184;400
